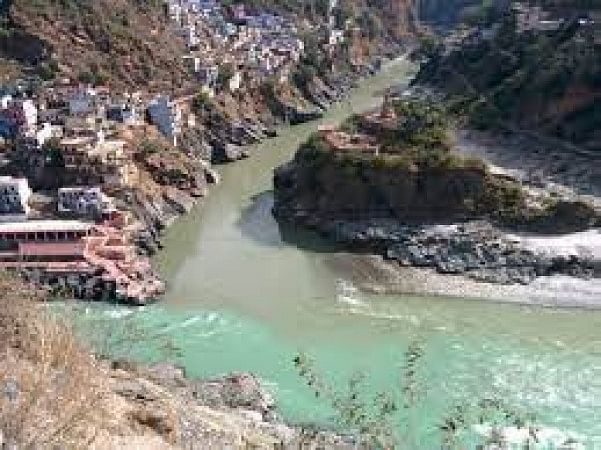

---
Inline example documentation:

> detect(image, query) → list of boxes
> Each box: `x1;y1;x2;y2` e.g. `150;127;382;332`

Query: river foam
335;279;366;307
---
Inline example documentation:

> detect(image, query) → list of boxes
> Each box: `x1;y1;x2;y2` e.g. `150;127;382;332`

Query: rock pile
325;220;596;285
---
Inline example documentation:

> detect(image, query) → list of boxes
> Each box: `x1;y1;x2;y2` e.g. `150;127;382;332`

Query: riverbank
326;252;601;309
134;57;410;271
63;54;601;448
0;272;360;449
272;92;601;306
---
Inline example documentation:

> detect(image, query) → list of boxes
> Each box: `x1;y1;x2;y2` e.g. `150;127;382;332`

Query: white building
182;55;202;73
0;176;32;221
0;95;12;109
181;25;199;49
69;88;97;116
329;29;345;46
168;2;182;24
228;71;242;92
147;96;182;147
33;122;54;148
58;186;115;218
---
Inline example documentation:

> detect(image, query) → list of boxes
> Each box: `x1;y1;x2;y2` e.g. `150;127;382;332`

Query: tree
293;341;535;449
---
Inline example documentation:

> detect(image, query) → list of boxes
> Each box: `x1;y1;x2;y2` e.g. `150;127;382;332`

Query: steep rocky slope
0;273;355;449
273;96;600;230
414;8;601;151
0;0;189;89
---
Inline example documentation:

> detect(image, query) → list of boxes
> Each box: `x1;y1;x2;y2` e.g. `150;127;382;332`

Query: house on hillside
228;70;242;92
58;186;116;219
148;96;182;146
0;98;38;138
68;88;99;117
107;103;139;125
0;176;32;221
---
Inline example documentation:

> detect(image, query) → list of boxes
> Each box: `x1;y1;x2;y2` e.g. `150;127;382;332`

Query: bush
0;273;106;447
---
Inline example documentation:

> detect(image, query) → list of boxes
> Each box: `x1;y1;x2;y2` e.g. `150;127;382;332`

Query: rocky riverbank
101;360;358;449
130;57;398;260
274;159;601;295
272;93;601;296
314;219;601;285
0;273;363;449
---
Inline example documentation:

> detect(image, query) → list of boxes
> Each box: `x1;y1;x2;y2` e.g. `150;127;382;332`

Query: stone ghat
320;220;599;285
0;221;164;305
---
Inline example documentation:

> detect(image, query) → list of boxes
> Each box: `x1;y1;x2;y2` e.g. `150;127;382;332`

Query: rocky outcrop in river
273;117;601;286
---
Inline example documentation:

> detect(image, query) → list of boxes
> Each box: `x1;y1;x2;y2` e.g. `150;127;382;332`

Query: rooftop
0;220;93;234
0;176;28;184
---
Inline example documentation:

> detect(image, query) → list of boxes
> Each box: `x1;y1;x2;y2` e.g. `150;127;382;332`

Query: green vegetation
415;9;601;150
77;67;110;86
291;62;317;97
412;34;443;60
138;139;164;156
41;137;65;167
298;98;484;173
192;91;212;112
294;343;535;448
217;62;236;89
385;98;453;151
1;0;189;88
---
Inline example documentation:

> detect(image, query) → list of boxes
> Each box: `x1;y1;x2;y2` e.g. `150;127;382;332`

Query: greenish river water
74;59;601;448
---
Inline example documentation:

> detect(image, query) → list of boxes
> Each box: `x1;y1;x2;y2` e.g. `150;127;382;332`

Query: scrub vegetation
294;345;536;449
0;0;189;89
0;272;108;448
415;4;601;151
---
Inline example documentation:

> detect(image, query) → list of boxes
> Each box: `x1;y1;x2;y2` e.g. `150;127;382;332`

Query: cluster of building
443;1;601;52
0;220;163;303
0;84;182;303
166;0;347;95
0;1;357;304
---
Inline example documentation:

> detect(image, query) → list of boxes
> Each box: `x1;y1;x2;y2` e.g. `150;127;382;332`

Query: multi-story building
57;133;138;187
0;98;38;138
58;186;116;218
107;103;139;125
0;176;32;220
147;96;182;146
68;88;104;117
0;220;164;304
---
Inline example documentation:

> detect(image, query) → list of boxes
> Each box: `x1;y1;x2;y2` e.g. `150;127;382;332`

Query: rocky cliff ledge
273;98;601;285
0;273;356;449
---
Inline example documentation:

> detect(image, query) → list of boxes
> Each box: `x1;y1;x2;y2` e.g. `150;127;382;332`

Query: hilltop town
0;0;409;304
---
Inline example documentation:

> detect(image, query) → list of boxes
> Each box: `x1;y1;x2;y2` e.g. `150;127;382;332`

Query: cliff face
414;10;601;151
273;149;518;224
0;0;189;89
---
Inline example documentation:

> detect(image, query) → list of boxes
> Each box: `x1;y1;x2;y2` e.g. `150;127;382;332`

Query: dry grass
0;272;110;448
0;272;302;449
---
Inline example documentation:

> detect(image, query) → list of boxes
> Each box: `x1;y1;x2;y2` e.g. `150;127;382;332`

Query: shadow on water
236;191;282;247
276;221;347;254
237;189;345;253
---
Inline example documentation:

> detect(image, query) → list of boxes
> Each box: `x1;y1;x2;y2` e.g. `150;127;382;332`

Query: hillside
0;0;189;90
414;7;601;151
0;272;357;449
274;97;599;229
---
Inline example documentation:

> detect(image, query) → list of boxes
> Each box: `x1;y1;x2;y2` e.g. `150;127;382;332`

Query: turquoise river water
72;59;601;448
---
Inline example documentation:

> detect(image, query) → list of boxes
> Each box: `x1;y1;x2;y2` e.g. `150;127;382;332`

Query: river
75;59;601;448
